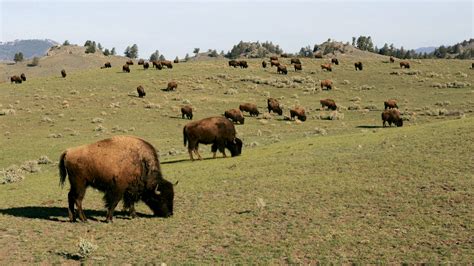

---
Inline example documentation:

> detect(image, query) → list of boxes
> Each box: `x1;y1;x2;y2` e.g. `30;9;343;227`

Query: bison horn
155;184;161;195
174;181;179;186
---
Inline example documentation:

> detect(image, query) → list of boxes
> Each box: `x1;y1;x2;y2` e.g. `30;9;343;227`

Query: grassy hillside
0;57;472;263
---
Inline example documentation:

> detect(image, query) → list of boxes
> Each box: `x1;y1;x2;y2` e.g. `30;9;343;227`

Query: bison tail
183;127;188;147
59;151;68;188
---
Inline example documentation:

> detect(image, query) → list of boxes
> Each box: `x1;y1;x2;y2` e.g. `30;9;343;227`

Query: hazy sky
1;0;472;58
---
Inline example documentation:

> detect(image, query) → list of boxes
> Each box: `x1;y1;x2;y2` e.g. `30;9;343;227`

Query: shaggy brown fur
400;61;410;69
390;56;395;63
152;61;162;69
126;60;134;65
161;60;173;69
270;56;278;61
228;60;239;68
138;59;145;65
238;60;248;68
320;79;333;90
384;99;398;109
122;65;130;73
270;60;280;67
267;98;283;115
320;99;337;110
291;58;301;64
294;64;302;72
102;62;112;68
290;107;307;121
321;63;332;71
331;58;339;65
59;136;176;222
10;75;22;84
143;62;150;69
61;69;67;78
137;85;146;98
166;81;177;91
262;61;267;68
382;109;403;127
277;64;288;74
181;105;193;119
20;73;26;81
183;117;243;160
354;62;363;71
239;103;260;117
224;108;245;124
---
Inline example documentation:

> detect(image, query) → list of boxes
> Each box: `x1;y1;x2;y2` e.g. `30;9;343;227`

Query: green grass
0;58;473;263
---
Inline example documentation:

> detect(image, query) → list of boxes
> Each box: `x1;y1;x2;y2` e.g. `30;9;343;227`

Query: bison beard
59;136;176;223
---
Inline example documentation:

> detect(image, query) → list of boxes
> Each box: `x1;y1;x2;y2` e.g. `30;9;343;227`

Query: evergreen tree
84;40;92;47
352;37;356;46
103;49;110;56
158;54;165;61
129;44;138;59
110;47;116;55
13;52;24;63
149;50;159;61
97;43;103;51
193;48;200;56
63;40;70;46
124;46;131;57
184;53;190;61
208;49;218;57
85;44;96;53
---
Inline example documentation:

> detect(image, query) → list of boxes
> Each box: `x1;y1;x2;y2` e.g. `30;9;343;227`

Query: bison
270;56;278;61
228;60;239;68
400;61;410;69
320;79;333;90
290;107;307;121
267;98;283;115
262;61;267;68
294;64;302;72
143;62;150;69
277;64;288;75
224;108;245;124
320;99;337;110
331;58;339;65
390;56;395;63
238;60;248;68
122;65;130;73
291;58;301;65
137;85;146;98
239;103;259;117
165;81;177;91
126;60;134;65
354;62;363;71
152;61;162;69
161;60;173;69
183;116;243;161
10;75;22;84
20;73;26;81
138;59;145;65
384;99;398;109
382;109;403;127
321;63;332;72
102;62;112;68
181;105;193;120
61;69;67;78
59;136;176;222
270;60;280;67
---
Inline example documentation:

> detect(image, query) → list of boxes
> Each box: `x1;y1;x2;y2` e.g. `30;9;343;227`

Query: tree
175;56;179;62
208;49;218;57
84;40;92;47
124;46;131;57
103;49;110;56
129;44;138;59
63;40;70;46
97;43;103;51
184;53;190;61
85;44;96;53
352;37;356;46
149;50;159;61
193;48;200;56
158;54;165;61
13;52;24;63
110;47;116;55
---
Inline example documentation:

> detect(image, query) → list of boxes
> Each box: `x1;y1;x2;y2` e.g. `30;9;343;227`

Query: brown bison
143;62;150;69
61;69;67;78
126;60;134;65
262;61;267;68
166;81;177;91
122;65;130;73
59;136;176;222
390;56;395;63
384;99;398;109
320;79;333;90
224;108;245;124
239;103;259;117
290;107;307;121
382;109;403;127
161;60;173;69
181;105;193;120
291;58;301;64
10;75;22;84
281;53;289;58
20;73;26;81
277;64;288;74
238;60;248;68
102;62;112;68
270;60;280;67
137;85;146;98
320;99;337;110
152;61;162;69
267;98;283;115
228;60;239;68
400;61;410;69
314;53;323;59
321;63;332;72
183;116;243;160
294;64;302;72
354;62;363;71
270;56;278;61
331;58;339;65
138;59;145;65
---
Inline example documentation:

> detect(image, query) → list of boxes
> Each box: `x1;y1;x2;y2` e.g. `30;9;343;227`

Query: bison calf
239;103;259;117
224;109;245;124
267;98;283;115
321;63;332;72
382;109;403;127
137;85;146;98
400;61;410;69
277;65;288;74
384;99;398;109
294;64;302;72
181;105;193;119
20;73;26;81
320;99;337;110
290;107;307;121
10;75;22;84
165;81;177;91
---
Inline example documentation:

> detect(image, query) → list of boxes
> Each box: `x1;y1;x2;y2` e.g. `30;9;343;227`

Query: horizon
1;0;472;59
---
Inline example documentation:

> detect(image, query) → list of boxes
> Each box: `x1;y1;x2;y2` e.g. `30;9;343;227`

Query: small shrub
224;88;238;95
37;156;52;164
21;160;40;173
91;117;104;123
78;238;98;259
1;165;25;184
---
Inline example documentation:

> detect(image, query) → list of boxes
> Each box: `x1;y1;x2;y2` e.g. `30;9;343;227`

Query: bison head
143;180;176;217
299;115;307;121
226;138;243;157
396;119;403;127
276;108;283;115
238;116;245;124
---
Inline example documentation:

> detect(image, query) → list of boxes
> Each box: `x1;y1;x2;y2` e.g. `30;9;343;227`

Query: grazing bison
331;58;339;65
59;136;176;222
267;98;283;115
152;61;162;69
166;81;177;91
228;60;239;68
122;65;130;73
143;62;150;69
138;59;145;65
262;61;267;68
161;60;173;69
400;61;410;69
181;105;193;120
314;53;323;59
102;62;112;68
390;56;395;63
291;58;301;64
61;69;67;78
321;63;332;72
354;62;363;71
277;65;288;74
382;109;403;127
471;63;474;69
20;73;26;81
384;99;398;109
270;56;278;61
290;107;307;121
320;79;333;90
294;64;302;72
270;60;280;67
126;60;134;65
137;85;146;98
224;108;245;124
239;103;259;117
238;60;248;68
320;99;337;110
10;75;22;84
183;116;243;160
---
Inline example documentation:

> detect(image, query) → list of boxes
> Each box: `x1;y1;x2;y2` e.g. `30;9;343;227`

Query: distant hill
414;47;436;54
0;39;58;61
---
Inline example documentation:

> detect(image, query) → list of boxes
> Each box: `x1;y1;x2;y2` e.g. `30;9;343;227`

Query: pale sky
1;0;472;58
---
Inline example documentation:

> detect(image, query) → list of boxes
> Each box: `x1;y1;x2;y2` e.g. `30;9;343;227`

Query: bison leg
73;189;87;222
67;190;77;222
104;190;123;223
188;149;194;161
